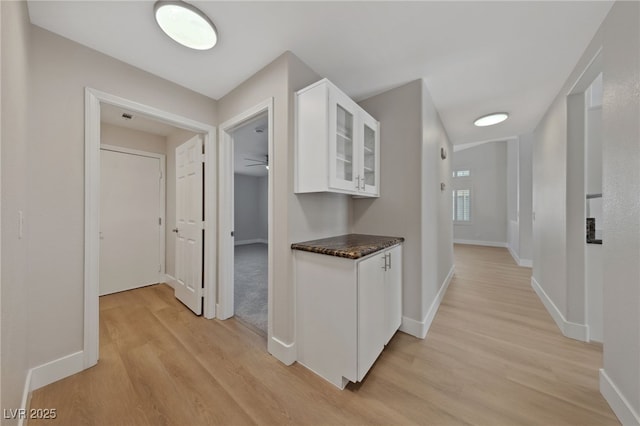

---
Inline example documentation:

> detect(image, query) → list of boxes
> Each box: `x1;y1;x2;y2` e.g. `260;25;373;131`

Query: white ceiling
233;114;269;177
27;1;613;145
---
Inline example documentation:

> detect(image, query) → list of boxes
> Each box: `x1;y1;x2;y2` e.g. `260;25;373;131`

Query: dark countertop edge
291;234;404;260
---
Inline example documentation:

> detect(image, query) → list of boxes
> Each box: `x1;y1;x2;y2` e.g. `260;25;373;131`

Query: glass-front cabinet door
359;112;380;196
329;90;358;192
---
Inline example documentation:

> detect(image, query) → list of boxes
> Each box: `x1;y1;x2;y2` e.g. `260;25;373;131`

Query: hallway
29;245;617;425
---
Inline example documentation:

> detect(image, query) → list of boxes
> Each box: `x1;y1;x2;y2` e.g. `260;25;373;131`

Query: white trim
508;244;520;264
600;369;640;426
531;277;589;341
567;47;603;95
30;351;84;391
218;99;274;334
507;244;533;267
100;145;167;279
519;258;533;267
84;87;217;369
100;144;165;160
453;239;508;248
163;274;177;289
400;265;455;339
17;351;84;425
453;136;518;152
234;238;268;246
84;88;101;369
268;336;296;366
18;370;32;426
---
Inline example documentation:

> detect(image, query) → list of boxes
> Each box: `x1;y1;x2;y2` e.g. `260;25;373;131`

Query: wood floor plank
29;244;619;425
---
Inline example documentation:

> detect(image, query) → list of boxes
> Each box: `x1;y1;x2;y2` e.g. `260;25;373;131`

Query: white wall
507;135;533;267
353;81;422;322
258;176;268;240
586;107;603;196
1;1;30;417
600;2;640;422
452;141;508;246
218;52;351;358
518;134;533;263
507;140;518;223
532;2;640;422
423;80;454;325
234;174;267;244
532;80;569;322
26;25;217;371
354;79;454;336
100;123;167;155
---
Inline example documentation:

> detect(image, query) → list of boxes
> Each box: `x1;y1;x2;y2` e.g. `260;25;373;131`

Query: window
452;189;471;222
453;169;470;178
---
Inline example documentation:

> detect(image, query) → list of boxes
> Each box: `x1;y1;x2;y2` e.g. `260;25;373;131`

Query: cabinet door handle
381;253;388;270
387;253;391;269
356;175;361;190
360;179;366;190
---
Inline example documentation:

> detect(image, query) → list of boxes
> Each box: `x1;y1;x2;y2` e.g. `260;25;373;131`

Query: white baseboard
454;239;508;248
163;274;177;289
235;239;268;246
507;244;533;267
400;264;455;339
531;277;589;342
18;369;33;426
30;350;84;391
17;351;85;425
600;368;640;426
268;336;296;366
519;258;533;267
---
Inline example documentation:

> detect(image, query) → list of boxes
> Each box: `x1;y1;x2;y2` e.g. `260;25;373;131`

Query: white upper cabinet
295;79;380;197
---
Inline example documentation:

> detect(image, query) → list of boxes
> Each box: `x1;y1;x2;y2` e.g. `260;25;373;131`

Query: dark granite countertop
291;234;404;259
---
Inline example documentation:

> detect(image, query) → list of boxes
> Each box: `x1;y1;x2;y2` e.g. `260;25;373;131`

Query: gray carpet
234;243;268;335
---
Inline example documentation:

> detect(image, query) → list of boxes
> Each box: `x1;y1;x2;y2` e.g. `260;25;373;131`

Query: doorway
565;51;603;343
218;99;274;341
232;113;269;335
84;88;217;369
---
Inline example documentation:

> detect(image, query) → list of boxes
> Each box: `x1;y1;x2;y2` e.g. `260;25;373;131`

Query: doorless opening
84;88;216;369
231;112;269;335
218;99;274;344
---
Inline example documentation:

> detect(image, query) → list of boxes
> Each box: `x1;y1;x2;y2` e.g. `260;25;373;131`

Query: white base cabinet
295;244;402;388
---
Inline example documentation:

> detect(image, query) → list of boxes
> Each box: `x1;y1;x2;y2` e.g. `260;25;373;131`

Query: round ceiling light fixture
474;112;509;127
154;1;218;50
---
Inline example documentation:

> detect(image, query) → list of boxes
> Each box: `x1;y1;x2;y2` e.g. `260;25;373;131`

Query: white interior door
100;149;163;296
175;135;204;314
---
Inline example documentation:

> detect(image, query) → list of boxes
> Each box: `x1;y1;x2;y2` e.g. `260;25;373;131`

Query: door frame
84;88;216;369
99;145;167;291
218;99;274;337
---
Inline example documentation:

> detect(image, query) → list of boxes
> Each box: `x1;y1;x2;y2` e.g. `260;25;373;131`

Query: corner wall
354;81;424;323
532;1;640;422
600;2;640;423
354;79;454;337
1;1;31;418
218;52;351;361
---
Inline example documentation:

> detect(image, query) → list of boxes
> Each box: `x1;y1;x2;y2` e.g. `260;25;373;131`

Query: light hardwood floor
30;245;618;425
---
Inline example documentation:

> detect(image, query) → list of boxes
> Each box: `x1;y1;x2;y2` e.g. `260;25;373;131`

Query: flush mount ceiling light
154;1;218;50
474;112;509;127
